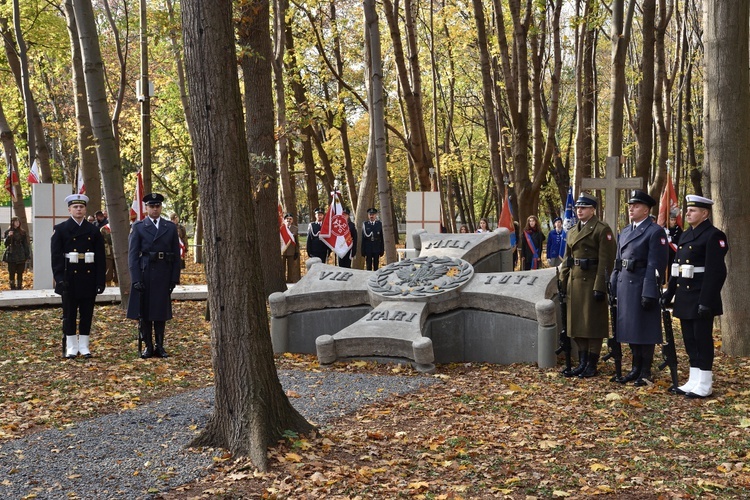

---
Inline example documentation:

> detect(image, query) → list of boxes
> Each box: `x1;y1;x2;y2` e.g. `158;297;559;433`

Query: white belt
66;252;95;263
671;263;704;278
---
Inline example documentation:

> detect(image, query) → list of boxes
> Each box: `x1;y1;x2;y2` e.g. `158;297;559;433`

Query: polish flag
27;159;40;184
129;170;146;221
4;162;19;201
320;190;353;259
498;186;517;248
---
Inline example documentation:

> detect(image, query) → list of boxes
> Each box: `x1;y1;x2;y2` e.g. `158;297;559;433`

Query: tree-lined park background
1;0;748;354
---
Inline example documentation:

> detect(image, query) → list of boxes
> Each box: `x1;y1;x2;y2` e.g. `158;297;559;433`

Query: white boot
687;370;713;398
677;367;700;395
65;336;78;359
78;335;91;358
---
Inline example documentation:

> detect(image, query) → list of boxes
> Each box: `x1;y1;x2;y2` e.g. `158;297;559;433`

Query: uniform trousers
365;255;379;271
680;317;715;370
63;296;95;336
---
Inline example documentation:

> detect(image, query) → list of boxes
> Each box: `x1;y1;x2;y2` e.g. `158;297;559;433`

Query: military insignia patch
719;240;726;248
660;238;666;245
607;234;612;240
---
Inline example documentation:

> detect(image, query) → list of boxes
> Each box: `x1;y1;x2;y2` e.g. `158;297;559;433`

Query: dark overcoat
559;215;616;339
50;217;106;298
347;220;357;259
361;220;384;257
306;221;330;261
610;218;669;344
666;219;728;319
126;217;181;321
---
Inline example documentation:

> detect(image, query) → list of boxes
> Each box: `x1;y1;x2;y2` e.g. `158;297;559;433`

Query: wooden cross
580;156;643;231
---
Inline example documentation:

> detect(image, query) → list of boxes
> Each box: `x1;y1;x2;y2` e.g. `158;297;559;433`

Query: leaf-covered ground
2;264;749;499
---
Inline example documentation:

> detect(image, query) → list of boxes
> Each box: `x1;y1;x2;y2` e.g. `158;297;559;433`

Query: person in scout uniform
559;192;616;378
127;193;181;359
306;208;330;263
281;213;301;283
546;217;567;268
361;208;384;271
51;194;106;359
610;190;669;386
662;195;728;398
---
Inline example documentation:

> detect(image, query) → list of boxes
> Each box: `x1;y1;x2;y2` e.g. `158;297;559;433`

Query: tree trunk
2;14;52;184
608;0;636;157
471;0;504;212
364;0;397;264
635;0;656;182
703;0;750;355
181;0;313;469
382;0;434;192
73;0;131;309
63;0;101;214
575;0;595;184
0;100;27;228
238;0;286;295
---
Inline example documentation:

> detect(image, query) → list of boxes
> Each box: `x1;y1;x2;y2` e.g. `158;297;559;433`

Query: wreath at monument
368;256;473;297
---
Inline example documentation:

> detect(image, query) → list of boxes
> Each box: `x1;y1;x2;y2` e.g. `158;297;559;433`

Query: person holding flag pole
280;210;300;283
320;187;354;265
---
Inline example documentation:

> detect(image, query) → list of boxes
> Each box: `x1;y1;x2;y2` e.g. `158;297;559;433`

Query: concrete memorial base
270;230;559;371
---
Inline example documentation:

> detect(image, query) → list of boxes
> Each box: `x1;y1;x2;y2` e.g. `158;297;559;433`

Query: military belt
570;258;598;266
616;258;647;271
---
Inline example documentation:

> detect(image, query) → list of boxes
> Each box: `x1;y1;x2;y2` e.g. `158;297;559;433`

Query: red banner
657;175;682;228
320;191;353;259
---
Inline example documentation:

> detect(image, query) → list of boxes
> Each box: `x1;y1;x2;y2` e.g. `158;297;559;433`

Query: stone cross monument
580;156;643;231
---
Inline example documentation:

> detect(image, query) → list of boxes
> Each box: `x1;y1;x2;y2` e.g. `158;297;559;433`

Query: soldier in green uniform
559;192;617;378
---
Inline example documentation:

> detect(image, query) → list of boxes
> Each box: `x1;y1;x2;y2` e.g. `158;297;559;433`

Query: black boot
617;345;641;384
9;281;16;290
579;352;600;378
141;328;154;359
634;345;655;386
566;351;588;377
154;328;169;358
16;279;22;290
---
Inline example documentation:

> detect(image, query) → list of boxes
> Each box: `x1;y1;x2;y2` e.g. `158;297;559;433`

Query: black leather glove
697;305;712;319
169;282;177;293
593;290;605;302
641;296;658;311
133;281;145;292
96;285;105;294
54;281;67;295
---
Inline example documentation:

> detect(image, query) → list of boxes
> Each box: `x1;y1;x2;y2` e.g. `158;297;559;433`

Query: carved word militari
483;274;539;286
365;310;419;322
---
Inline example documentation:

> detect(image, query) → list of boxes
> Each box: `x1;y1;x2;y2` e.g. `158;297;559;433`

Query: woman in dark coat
3;216;30;289
520;215;545;270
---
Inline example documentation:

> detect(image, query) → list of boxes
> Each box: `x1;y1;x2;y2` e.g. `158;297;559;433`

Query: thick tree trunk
0;101;27;228
182;0;313;469
635;0;656;182
364;0;397;264
471;0;504;212
575;0;595;184
608;0;636;158
238;0;286;295
703;0;750;355
63;0;101;214
73;0;131;309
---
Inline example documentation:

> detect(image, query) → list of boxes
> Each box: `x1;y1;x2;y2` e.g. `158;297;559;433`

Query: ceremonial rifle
555;268;572;375
602;268;623;382
656;270;679;392
137;282;146;355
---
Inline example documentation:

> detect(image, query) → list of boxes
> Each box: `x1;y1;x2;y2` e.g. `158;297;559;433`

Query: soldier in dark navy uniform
337;208;357;268
610;190;669;386
662;195;728;398
127;193;181;358
306;208;330;263
361;208;384;271
559;193;616;378
51;194;106;359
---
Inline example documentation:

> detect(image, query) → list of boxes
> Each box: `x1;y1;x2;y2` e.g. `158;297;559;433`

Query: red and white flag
657;174;682;228
27;159;40;184
279;204;295;252
77;165;86;194
4;161;19;201
129;170;146;221
320;191;353;259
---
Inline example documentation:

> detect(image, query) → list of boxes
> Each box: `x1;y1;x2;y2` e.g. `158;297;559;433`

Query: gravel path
0;369;439;499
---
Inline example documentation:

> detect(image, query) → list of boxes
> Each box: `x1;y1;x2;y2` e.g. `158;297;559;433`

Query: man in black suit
127;193;181;359
51;194;106;359
663;195;728;398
